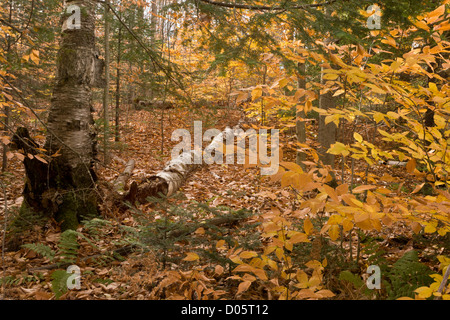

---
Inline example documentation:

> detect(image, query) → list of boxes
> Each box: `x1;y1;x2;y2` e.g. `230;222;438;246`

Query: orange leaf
323;184;340;202
290;232;310;244
406;159;416;173
352;185;376;194
236;281;252;295
411;183;425;194
303;218;314;236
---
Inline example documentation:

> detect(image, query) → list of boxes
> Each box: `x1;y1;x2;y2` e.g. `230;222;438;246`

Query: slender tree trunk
151;0;158;44
115;17;122;142
317;8;337;167
103;0;111;164
296;61;306;170
2;0;13;172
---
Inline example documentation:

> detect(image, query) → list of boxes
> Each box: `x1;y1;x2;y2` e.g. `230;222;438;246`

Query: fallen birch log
121;125;241;204
114;159;135;194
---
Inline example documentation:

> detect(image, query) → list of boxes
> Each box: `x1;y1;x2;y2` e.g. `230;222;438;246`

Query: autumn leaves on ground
1;104;448;300
1;0;450;301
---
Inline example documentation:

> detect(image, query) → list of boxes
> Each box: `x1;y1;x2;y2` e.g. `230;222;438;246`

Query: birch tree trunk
17;0;103;231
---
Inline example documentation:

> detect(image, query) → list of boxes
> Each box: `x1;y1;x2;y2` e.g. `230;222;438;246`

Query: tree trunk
317;8;337;167
103;0;111;163
318;83;337;166
17;0;103;232
296;61;307;170
115;13;122;142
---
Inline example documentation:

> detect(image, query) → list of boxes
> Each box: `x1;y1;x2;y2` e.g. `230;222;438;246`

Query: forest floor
0;104;448;300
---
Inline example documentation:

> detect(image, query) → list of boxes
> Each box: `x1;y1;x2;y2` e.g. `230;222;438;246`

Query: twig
434;265;450;300
197;0;337;11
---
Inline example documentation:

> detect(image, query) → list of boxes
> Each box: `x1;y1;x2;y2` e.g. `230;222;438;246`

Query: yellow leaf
305;100;313;112
275;247;284;260
426;5;445;24
414;286;433;299
323;73;339;80
303;218;314;236
252;268;268;281
364;83;386;94
290;232;309;244
279;78;290;88
424;221;437;234
233;264;255;273
413;20;430;31
30;50;39;64
251;87;262;101
411;221;422;234
284;240;293;251
342;218;354;232
194;227;205;234
183;252;199;261
353;132;363;143
240;251;258;259
281;161;303;173
229;255;244;264
327;142;350;157
336;183;349;196
328;225;340;241
216;240;226;249
236;92;249;103
382;36;397;48
296;270;309;286
315;289;335;298
323;184;340;202
411;183;425;194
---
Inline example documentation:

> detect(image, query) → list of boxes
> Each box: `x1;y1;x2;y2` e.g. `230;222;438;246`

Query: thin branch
197;0;337;11
95;0;186;92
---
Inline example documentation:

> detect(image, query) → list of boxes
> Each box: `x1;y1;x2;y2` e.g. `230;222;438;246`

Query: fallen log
121;125;240;205
114;159;135;194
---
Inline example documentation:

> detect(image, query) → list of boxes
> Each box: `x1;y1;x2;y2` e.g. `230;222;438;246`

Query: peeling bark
13;0;103;232
121;125;241;204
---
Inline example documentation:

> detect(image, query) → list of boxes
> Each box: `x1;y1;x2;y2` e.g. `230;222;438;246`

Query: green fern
57;230;80;264
51;269;71;299
386;250;433;300
22;243;56;261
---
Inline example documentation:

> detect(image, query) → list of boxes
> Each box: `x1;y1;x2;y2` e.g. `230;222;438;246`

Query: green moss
56;191;97;231
10;200;47;232
56;192;80;231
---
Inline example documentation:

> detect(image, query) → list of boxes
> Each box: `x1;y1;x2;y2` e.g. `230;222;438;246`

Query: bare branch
197;0;337;11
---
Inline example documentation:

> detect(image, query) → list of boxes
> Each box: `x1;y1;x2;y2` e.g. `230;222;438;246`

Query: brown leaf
236;280;252;296
35;291;52;300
